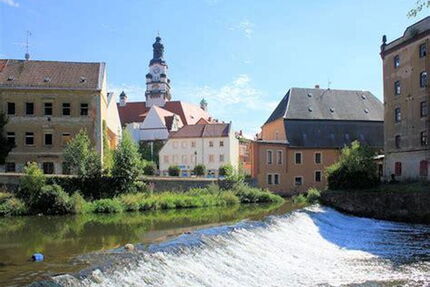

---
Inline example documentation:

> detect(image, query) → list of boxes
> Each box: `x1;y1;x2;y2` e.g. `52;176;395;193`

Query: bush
31;184;72;215
219;164;234;177
232;183;283;204
306;188;321;204
91;199;123;213
0;193;27;216
292;194;307;204
193;164;206;176
69;192;87;214
326;141;379;190
18;163;46;202
168;165;180;176
143;161;157;176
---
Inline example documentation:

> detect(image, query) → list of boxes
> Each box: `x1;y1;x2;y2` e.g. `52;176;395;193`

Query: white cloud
230;20;255;38
0;0;19;7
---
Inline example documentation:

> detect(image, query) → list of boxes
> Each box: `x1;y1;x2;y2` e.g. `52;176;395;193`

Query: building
251;87;384;195
235;131;252;175
117;36;214;144
159;123;239;176
0;59;121;174
380;17;430;181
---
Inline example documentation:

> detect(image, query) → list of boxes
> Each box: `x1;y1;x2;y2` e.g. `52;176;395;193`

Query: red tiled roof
0;59;104;90
170;123;230;138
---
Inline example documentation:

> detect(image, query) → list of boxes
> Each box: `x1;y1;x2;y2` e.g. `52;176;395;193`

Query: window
421;101;428;117
220;141;224;147
44;102;53;115
420;43;427;58
295;152;302;164
315;171;322;182
395;162;402;176
25;132;34;145
315;152;322;164
62;103;71;116
420;71;428;88
209;141;214;147
420;160;428;177
62;133;71;146
7;102;15;115
421;131;428;146
163;155;169;164
26;103;34;115
274;174;280;185
44;133;53;145
267;150;273;164
5;162;16;173
219;154;225;162
209;154;214;162
394;81;401;95
191;141;196;148
80;103;88;116
267;174;273;185
295;176;303;186
394;55;400;68
395;108;401;123
277;150;283;164
395;135;401;148
7;132;15;146
42;162;54;174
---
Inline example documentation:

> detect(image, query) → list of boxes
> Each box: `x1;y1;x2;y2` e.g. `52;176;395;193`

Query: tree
102;120;113;173
326;141;379;190
0;113;14;164
18;162;46;202
193;164;206;176
138;140;164;166
112;130;142;194
63;130;102;178
143;161;157;176
219;164;234;177
408;0;430;17
168;165;180;176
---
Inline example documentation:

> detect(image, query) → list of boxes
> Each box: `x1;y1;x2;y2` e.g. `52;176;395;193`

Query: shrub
219;164;234;177
18;163;46;202
69;192;87;214
292;194;307;205
91;199;123;213
31;184;72;215
193;164;206;176
0;193;27;216
326;141;379;190
233;183;283;204
306;188;321;204
168;165;180;176
143;161;157;176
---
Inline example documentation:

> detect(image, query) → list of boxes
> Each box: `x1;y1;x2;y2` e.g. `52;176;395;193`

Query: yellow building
380;17;430;181
0;59;121;174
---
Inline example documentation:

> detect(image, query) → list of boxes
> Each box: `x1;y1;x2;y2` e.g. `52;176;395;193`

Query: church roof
170;123;231;138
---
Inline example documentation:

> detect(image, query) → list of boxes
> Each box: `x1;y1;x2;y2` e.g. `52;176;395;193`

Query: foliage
0;193;27;216
292;188;321;205
102;120;113;173
232;182;284;204
193;164;206;176
112;131;143;194
219;164;234;177
69;192;88;214
143;161;157;176
18;163;46;202
0;112;14;165
326;141;379;190
138;140;164;166
91;199;123;213
292;194;307;205
63;130;102;178
408;0;430;17
31;184;72;215
168;165;180;176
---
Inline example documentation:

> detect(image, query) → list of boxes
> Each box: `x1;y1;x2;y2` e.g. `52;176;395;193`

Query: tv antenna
25;30;31;60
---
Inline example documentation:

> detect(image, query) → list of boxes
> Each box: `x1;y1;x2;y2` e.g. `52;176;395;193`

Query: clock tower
145;36;171;107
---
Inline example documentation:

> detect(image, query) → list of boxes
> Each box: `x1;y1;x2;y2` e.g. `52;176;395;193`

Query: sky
0;0;428;138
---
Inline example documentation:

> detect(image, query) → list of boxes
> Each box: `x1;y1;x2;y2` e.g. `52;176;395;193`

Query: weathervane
25;30;31;60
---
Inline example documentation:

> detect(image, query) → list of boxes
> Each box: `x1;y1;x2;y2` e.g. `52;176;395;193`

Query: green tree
102;120;113;173
18;162;46;202
138;140;164;166
326;141;379;190
112;130;142;194
143;161;157;176
168;165;180;176
219;164;234;177
0;112;14;164
408;0;430;17
193;164;206;176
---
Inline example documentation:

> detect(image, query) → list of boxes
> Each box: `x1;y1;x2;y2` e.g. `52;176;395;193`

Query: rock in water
124;243;134;251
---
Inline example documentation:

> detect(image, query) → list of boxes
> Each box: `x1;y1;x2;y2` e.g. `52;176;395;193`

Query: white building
159;123;239;176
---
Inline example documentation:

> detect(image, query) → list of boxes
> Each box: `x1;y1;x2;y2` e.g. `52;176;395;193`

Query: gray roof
265;88;383;124
170;123;231;138
284;119;383;148
384;16;430;52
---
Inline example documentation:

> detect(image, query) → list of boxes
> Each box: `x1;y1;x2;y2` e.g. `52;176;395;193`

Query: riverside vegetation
0;130;283;216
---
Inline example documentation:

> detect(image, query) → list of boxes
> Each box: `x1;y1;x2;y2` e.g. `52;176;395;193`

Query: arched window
420;160;428;177
395;162;402;176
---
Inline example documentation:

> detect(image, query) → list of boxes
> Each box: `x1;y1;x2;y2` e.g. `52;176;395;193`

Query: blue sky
0;0;427;137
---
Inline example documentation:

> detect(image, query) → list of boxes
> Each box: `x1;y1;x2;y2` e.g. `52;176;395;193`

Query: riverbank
320;182;430;224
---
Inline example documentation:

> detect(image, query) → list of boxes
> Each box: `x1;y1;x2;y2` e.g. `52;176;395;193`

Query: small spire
25;30;31;61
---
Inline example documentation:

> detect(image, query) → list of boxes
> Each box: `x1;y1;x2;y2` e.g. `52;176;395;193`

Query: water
0;202;291;287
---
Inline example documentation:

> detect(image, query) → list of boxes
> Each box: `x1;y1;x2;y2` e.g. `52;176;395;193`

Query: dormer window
80;76;87;83
329;107;335;113
361;94;366;100
364;108;369;114
307;93;312;97
7;76;14;81
394;55;400;68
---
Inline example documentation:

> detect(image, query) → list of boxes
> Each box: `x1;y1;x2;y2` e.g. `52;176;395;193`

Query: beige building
159;123;239;176
380;17;430;181
252;87;384;195
0;59;121;174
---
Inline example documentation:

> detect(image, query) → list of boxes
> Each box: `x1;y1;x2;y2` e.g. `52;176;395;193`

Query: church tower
145;36;171;107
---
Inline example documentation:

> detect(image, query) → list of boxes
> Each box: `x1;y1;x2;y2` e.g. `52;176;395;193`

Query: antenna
327;79;332;90
25;30;31;60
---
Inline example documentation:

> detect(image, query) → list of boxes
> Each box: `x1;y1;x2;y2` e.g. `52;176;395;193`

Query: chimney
119;91;127;107
315;84;320;89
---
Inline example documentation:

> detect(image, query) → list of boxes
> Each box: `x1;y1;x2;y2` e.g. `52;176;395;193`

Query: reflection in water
0;202;289;287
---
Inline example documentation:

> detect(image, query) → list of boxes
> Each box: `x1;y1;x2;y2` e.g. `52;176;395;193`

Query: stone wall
320;189;430;224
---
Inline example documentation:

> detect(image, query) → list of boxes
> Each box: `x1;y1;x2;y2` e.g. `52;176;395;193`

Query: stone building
0;59;121;174
159;123;239;176
251;87;383;195
380;17;430;181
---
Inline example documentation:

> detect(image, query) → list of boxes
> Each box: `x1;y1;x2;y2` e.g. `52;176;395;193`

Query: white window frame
294;152;302;165
277;150;283;165
267;173;273;185
294;176;303;186
25;132;34;146
314;152;322;164
274;173;280;185
315;170;322;182
267;150;273;164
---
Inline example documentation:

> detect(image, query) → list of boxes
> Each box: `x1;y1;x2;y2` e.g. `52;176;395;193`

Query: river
1;203;430;287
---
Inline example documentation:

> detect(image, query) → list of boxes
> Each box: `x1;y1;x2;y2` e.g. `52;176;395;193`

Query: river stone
124;243;135;251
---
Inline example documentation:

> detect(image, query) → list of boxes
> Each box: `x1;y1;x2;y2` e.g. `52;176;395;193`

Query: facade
159;123;239;176
0;59;121;174
380;17;430;181
117;37;214;144
252;87;384;195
